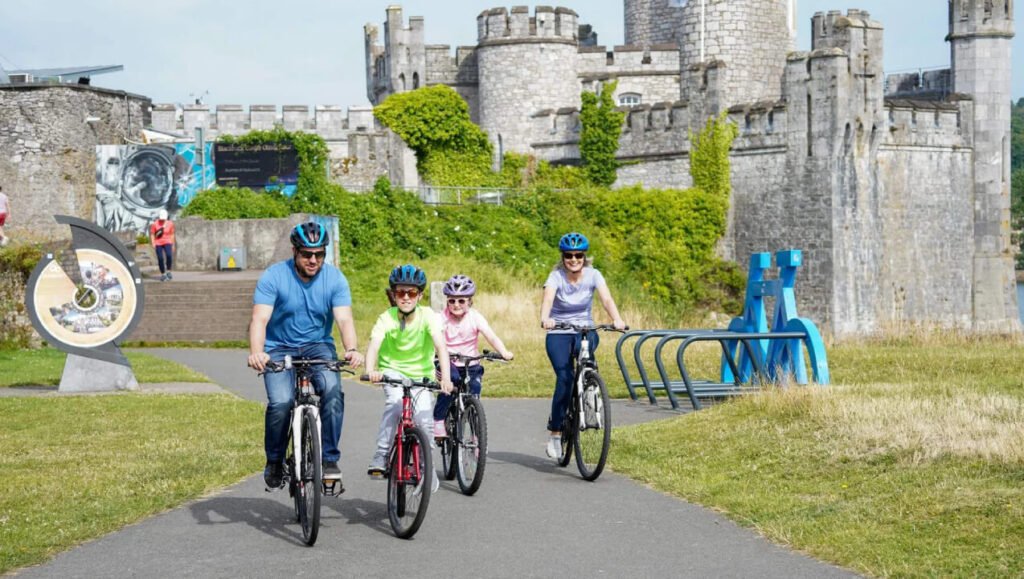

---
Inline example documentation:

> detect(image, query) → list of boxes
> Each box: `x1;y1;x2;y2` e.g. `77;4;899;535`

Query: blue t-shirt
544;266;606;333
254;260;352;350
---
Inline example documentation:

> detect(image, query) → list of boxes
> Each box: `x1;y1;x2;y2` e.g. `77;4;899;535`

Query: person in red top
0;185;10;246
149;209;176;281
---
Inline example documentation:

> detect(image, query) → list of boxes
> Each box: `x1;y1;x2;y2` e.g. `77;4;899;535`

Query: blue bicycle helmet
389;264;427;289
558;232;589;252
290;221;329;249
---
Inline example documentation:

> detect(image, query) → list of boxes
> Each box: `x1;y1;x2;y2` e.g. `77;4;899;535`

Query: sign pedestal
59;353;139;393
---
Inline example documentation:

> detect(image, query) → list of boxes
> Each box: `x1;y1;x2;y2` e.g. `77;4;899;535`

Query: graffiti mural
94;143;214;233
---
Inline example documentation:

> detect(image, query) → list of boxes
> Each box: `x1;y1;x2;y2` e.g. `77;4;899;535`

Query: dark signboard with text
213;142;299;193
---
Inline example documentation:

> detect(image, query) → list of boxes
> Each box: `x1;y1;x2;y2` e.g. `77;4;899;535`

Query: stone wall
623;0;686;47
578;44;681;105
0;85;151;238
173;213;323;270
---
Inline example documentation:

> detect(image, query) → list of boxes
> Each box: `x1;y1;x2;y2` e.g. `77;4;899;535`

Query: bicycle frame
390;385;424;485
290;368;323;493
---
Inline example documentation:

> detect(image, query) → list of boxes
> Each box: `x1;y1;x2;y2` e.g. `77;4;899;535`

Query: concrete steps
128;273;257;343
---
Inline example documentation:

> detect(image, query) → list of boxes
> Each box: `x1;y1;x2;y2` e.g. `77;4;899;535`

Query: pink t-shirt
442;308;487;364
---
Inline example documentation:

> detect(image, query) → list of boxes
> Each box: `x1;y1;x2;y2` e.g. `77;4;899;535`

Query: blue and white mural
94;143;214;233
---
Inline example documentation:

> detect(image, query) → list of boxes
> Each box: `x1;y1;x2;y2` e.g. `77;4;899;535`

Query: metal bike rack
613;250;831;411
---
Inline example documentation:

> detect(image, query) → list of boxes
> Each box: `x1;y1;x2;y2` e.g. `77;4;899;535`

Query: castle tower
364;6;426;105
475;7;580;155
623;0;686;47
948;0;1019;331
679;0;796;107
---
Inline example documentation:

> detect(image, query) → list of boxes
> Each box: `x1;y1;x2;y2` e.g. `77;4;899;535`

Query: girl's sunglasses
393;288;420;299
562;252;586;261
447;298;469;305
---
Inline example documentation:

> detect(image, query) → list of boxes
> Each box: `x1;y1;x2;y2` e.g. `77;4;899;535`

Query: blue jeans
433;363;484;421
546;331;599;432
155;244;173;273
263;342;344;464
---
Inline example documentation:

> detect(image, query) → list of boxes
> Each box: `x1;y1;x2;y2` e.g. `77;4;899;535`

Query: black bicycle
261;356;351;546
551;323;627;481
437;351;506;495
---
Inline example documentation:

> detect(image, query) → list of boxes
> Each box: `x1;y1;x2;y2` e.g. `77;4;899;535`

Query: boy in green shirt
365;264;453;477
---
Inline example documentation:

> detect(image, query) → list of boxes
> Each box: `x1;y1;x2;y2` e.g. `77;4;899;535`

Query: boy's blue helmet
389;264;427;289
558;232;589;252
290;221;329;249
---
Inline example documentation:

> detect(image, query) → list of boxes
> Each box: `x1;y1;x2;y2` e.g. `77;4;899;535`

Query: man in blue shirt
247;221;364;490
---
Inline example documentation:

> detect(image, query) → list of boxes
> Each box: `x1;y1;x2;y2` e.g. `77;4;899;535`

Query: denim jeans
264;342;344;464
545;330;599;432
155;244;173;273
433;363;484;421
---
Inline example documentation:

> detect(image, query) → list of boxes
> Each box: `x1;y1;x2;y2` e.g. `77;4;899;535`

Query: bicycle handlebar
547;323;630;333
359;375;442;390
447;349;509;364
260;357;353;375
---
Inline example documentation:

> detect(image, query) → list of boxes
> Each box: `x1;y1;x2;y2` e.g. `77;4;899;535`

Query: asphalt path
18;349;857;578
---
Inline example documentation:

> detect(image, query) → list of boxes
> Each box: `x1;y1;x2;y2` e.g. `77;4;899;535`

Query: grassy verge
0;394;263;574
0;348;210;387
610;337;1024;577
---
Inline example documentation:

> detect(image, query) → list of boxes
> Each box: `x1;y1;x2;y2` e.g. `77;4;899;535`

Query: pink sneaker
433;420;446;438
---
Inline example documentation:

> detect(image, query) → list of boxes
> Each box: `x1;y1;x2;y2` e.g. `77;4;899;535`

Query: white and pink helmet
443;274;476;297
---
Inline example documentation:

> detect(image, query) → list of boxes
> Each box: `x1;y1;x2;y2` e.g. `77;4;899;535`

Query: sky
1;1;1022;109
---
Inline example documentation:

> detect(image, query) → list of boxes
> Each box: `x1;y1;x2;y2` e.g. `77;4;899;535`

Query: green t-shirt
371;306;442;379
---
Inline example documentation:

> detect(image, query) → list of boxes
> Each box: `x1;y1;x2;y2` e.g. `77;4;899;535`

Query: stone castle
364;0;1019;337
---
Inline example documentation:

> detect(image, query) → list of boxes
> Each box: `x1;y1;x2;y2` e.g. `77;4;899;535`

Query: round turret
678;0;794;105
475;6;580;154
623;0;686;47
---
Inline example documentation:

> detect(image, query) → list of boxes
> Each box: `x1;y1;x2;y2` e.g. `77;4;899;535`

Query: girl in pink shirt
433;274;514;438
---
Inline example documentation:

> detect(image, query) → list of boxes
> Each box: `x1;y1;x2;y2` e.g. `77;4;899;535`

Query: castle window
618;93;642;106
767;110;775;133
961;1;970;20
413;72;419;89
399;73;406;91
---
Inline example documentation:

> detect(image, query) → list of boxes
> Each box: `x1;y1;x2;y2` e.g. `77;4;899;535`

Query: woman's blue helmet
558;232;589;252
389;264;427;289
290;221;330;249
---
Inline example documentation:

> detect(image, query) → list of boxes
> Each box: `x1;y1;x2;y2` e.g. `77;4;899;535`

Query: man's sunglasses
393;288;420;299
562;252;586;261
298;249;326;261
447;298;469;305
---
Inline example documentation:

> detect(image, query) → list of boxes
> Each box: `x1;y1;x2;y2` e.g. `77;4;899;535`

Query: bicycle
550;323;627;481
437;351;506;496
361;373;442;539
261;356;351;546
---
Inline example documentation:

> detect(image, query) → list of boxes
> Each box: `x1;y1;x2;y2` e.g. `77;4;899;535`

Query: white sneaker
545;436;562;461
413;471;440;496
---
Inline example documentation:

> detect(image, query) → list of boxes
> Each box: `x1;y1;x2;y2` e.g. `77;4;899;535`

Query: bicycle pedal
323;480;345;496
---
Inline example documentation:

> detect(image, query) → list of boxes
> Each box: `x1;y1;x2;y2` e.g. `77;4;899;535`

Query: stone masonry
366;2;1019;338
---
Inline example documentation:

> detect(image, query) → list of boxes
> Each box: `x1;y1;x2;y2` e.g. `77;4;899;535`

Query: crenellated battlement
149;104;377;140
811;9;881;50
885;69;952;99
476;6;578;45
948;0;1015;39
882;99;967;148
577;43;680;79
424;45;479;86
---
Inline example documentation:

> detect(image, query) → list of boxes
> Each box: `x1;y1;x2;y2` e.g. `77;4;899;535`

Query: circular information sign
32;248;140;349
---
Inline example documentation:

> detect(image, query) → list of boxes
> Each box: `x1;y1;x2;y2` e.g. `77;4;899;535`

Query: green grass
609;336;1024;578
0;395;263;574
0;348;210;387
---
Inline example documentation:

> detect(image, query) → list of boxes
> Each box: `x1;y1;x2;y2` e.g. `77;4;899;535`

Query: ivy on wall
579;81;624;187
690;112;739;199
373;85;494;186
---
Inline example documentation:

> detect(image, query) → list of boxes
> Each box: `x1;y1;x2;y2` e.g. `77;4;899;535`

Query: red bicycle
361;374;441;539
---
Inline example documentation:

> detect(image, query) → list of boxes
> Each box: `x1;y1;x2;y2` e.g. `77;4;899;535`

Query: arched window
398;73;406;91
413;72;419;89
618;92;642;106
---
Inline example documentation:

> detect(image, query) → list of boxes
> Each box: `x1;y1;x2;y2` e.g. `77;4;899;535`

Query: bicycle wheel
455;397;488;496
573;371;611;481
386;425;432;539
297;408;322;545
558;393;575;468
439;406;457;481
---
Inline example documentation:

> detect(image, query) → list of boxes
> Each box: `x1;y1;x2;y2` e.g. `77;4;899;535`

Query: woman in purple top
539;232;626;461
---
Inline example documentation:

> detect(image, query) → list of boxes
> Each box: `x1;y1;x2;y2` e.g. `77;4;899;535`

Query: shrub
181;187;291;220
579;81;624;187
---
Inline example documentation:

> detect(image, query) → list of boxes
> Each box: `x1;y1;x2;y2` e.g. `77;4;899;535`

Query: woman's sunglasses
447;298;469;305
393;288;420;299
297;249;326;261
562;252;586;261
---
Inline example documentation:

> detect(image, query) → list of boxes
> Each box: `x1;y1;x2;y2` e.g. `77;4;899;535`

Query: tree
579;81;624;187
